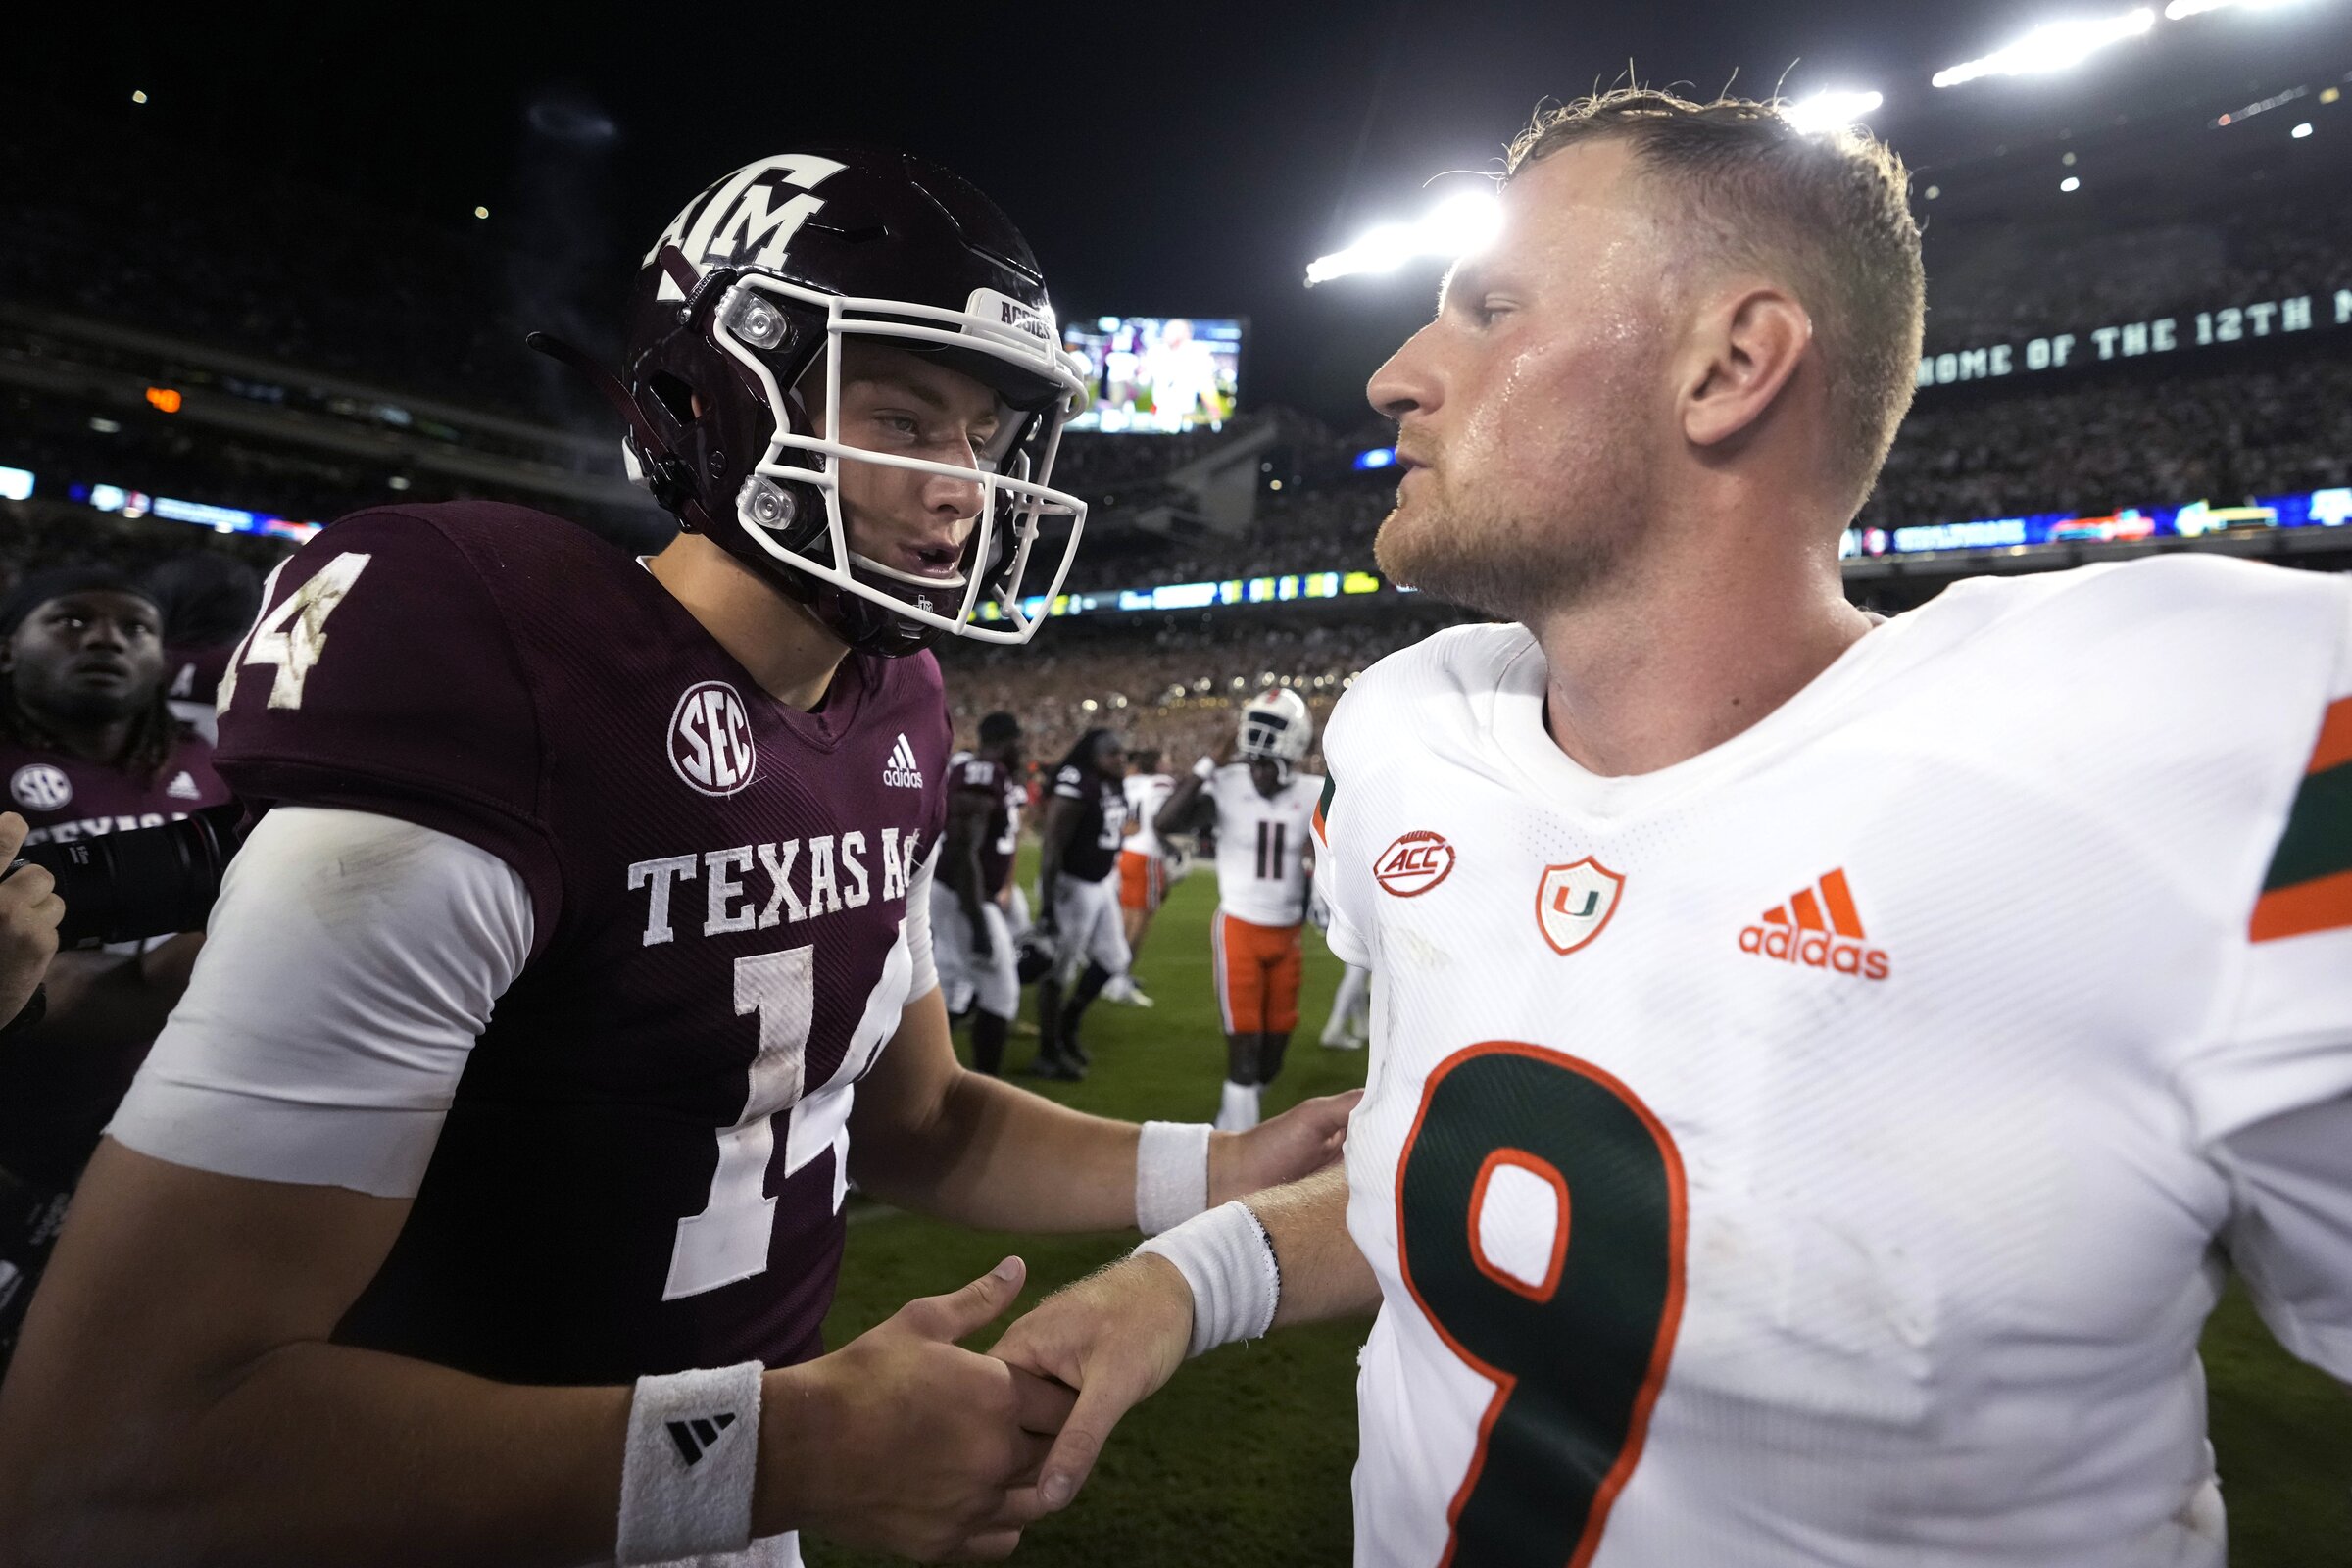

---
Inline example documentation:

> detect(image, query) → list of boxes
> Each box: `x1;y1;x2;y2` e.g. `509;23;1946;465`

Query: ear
1678;285;1813;451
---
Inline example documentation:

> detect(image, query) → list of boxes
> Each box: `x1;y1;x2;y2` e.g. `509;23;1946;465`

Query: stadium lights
130;90;147;105
1931;8;2156;88
1305;187;1502;287
1783;89;1885;133
2293;120;2316;135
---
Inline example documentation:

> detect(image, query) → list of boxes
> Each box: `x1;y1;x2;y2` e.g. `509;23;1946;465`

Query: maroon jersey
213;502;952;1384
163;643;234;711
1051;761;1126;883
0;732;229;1187
954;757;1021;898
0;732;230;847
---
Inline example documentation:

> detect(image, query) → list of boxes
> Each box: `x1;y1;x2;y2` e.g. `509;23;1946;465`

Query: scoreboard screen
1061;316;1243;433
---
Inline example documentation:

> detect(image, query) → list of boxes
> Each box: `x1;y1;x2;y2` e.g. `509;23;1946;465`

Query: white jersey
1314;558;2352;1568
1123;770;1176;858
1210;762;1321;928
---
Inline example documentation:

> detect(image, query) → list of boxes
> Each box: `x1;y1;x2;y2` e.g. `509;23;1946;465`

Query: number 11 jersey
1209;762;1321;927
1315;558;2352;1568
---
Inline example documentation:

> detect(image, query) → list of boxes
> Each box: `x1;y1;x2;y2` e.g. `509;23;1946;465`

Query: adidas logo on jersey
664;1409;739;1465
1739;868;1889;980
166;771;202;801
882;733;924;789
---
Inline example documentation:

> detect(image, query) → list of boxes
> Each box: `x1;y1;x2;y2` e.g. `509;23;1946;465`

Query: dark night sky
8;3;2347;421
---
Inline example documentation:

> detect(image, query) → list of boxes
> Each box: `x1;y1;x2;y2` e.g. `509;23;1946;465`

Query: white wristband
1134;1200;1280;1358
1135;1120;1213;1236
1193;756;1216;779
616;1360;763;1566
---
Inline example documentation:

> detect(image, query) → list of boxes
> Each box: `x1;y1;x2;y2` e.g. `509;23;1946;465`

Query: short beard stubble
1373;471;1643;625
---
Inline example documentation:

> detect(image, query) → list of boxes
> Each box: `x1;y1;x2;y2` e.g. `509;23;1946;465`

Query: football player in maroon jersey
0;151;1354;1568
936;711;1027;1075
0;566;229;1189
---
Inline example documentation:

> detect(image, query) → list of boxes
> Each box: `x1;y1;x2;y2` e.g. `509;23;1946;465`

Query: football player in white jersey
992;89;2352;1566
1117;750;1175;961
1157;691;1322;1132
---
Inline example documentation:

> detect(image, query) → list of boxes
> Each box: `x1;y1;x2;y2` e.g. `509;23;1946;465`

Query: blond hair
1508;89;1925;513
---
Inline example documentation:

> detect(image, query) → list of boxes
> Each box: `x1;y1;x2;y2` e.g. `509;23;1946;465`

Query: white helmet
1238;688;1312;774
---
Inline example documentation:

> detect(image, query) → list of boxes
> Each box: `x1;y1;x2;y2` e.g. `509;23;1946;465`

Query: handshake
776;1090;1354;1562
770;1248;1194;1562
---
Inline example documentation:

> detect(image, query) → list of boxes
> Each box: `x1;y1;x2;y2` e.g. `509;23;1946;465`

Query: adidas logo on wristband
664;1410;739;1465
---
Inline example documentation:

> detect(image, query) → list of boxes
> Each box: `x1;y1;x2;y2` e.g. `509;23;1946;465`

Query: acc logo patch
9;763;72;812
1535;858;1625;956
1374;829;1455;898
669;682;758;797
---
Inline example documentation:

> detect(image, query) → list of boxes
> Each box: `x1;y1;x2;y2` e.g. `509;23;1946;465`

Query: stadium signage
1842;486;2351;560
1917;284;2352;388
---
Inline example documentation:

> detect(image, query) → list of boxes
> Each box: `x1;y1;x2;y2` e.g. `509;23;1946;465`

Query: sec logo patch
9;763;72;812
669;681;758;797
1375;830;1455;897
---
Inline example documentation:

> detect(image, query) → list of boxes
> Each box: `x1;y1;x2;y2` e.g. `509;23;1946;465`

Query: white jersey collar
1484;612;1930;818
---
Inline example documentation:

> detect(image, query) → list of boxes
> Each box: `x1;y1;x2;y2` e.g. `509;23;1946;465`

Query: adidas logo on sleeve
1739;867;1890;980
882;733;924;789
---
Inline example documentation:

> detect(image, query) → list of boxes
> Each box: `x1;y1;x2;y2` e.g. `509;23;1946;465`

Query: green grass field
814;856;2352;1566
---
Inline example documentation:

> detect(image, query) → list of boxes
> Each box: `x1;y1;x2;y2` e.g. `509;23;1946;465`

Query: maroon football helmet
542;149;1092;658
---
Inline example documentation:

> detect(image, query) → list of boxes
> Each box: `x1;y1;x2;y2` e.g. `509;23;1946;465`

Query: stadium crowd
936;613;1469;768
1917;198;2352;351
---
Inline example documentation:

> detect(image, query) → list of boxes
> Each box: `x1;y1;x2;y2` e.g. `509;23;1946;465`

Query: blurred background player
143;553;265;747
1156;689;1321;1130
1033;726;1129;1079
933;711;1025;1074
0;567;227;1193
1115;748;1173;991
1312;890;1369;1052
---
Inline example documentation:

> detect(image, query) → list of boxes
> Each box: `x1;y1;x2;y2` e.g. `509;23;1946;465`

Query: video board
1061;316;1243;433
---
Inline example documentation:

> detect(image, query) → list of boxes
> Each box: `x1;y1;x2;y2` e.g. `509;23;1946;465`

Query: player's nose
922;457;987;523
1368;323;1442;421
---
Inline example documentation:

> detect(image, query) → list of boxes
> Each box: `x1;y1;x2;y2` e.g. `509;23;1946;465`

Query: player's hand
1210;730;1240;765
784;1257;1074;1561
1208;1088;1359;1205
0;811;63;1024
989;1253;1195;1517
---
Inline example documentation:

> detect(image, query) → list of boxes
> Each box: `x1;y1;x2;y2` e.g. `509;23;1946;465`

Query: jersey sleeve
2192;579;2352;1377
213;510;561;936
108;808;533;1198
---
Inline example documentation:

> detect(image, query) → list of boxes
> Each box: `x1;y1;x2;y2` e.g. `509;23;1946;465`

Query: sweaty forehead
1476;140;1657;290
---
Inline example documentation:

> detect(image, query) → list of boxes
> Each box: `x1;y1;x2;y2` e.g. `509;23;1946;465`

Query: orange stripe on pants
1119;849;1164;912
1214;911;1303;1036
